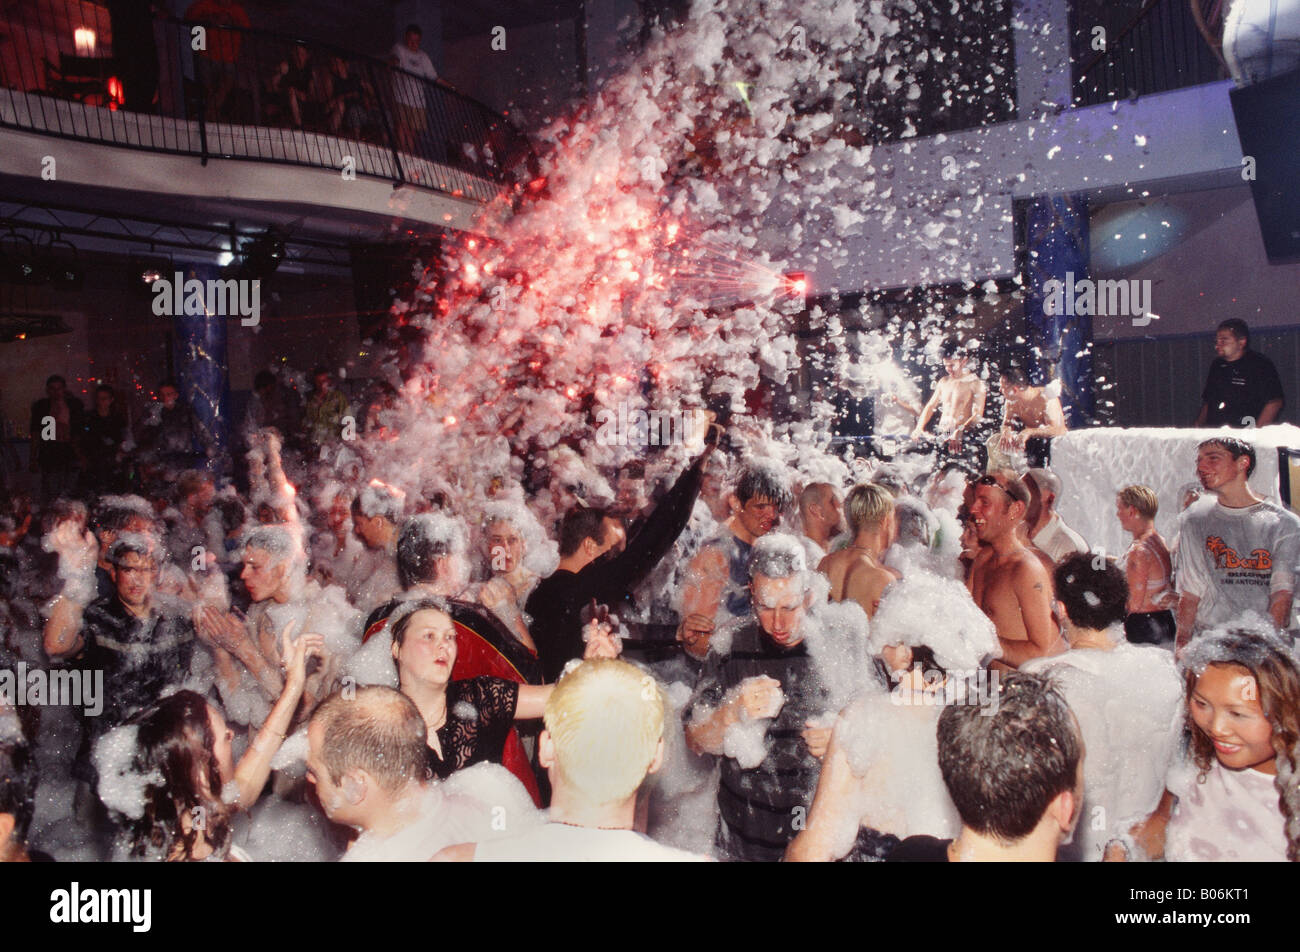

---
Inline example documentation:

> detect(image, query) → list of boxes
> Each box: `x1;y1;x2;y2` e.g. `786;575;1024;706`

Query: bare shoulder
1012;548;1052;585
431;843;477;863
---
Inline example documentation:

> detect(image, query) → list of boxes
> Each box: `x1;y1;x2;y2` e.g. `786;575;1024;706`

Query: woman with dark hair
387;598;618;780
1021;553;1183;860
100;624;322;861
1111;626;1300;862
787;574;998;861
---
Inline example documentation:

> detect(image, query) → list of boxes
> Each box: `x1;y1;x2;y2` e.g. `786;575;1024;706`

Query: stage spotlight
129;255;172;297
783;271;808;301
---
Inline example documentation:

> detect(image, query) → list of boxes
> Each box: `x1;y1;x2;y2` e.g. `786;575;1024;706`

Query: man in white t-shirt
307;685;538;861
1021;468;1088;565
434;658;709;862
389;24;438;152
1174;437;1300;649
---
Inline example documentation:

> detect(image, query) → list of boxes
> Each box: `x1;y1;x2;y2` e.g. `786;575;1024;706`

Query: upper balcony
0;0;536;232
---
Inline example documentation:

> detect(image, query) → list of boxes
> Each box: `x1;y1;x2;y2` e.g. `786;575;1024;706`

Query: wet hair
1179;627;1300;861
1217;318;1249;344
213;496;247;536
93;496;156;536
41;498;88;535
976;470;1031;508
938;672;1081;844
844;482;894;537
939;337;964;360
797;481;834;518
242;524;301;567
1198;436;1256;478
396;513;465;588
107;532;158;568
893;495;936;548
1053;553;1128;631
1117;484;1158;520
390;597;454;648
999;366;1029;388
748;532;808;583
557;506;611;558
311;686;430;795
873;643;947;688
733;463;793;510
176;470;214;502
1024;468;1061;500
122;690;233;861
352;482;406;523
0;736;36;847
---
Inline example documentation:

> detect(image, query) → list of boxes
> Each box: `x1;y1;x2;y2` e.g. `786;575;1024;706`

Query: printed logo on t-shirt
1205;536;1273;572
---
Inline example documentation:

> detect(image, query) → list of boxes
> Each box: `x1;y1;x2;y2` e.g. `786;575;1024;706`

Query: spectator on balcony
106;0;161;111
388;24;438;154
326;56;378;139
184;0;250;122
267;41;323;130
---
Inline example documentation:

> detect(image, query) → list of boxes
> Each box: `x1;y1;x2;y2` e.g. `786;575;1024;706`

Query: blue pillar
172;262;229;475
1024;194;1095;427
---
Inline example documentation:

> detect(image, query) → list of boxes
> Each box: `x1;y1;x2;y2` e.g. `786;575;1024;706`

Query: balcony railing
0;0;536;203
1072;0;1227;106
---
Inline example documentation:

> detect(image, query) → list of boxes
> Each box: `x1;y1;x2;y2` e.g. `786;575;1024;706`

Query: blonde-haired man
817;482;900;617
434;659;708;861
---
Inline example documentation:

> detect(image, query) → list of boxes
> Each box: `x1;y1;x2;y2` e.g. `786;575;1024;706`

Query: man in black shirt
526;442;713;683
1195;319;1284;428
684;535;833;862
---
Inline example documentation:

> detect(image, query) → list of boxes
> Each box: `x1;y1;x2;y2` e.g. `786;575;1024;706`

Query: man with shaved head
308;685;536;861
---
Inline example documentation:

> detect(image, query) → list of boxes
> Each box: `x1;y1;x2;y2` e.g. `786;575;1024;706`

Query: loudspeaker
1230;67;1300;264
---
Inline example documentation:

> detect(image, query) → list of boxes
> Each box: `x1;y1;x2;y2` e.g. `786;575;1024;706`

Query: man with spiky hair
685;534;833;861
1174;436;1300;648
677;461;793;660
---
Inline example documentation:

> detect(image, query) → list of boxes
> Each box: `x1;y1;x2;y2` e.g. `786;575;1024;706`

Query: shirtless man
911;338;987;457
995;368;1067;469
966;471;1063;667
818;483;899;618
1115;484;1176;647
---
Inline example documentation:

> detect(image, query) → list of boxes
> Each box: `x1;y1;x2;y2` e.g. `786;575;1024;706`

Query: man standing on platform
911;338;987;463
1195;319;1284;428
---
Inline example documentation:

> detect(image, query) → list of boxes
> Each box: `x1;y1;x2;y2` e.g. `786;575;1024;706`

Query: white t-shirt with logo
472;822;710;862
1174;498;1300;631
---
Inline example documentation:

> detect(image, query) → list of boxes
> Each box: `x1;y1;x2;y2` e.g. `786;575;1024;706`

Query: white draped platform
1050;424;1300;559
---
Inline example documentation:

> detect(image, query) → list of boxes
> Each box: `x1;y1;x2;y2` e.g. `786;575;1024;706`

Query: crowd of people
2;336;1299;864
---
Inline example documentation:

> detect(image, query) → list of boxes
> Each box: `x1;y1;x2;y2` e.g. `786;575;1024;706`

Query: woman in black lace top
390;598;618;779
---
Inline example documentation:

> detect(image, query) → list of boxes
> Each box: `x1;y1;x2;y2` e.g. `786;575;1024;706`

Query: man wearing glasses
967;471;1063;667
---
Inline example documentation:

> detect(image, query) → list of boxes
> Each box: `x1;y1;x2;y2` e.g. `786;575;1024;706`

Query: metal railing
0;0;536;202
1073;0;1227;106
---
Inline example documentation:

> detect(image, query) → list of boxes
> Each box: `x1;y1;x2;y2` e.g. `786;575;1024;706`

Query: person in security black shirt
1196;319;1284;428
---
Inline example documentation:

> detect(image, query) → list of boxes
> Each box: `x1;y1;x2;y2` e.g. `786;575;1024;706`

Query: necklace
552;818;631;832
